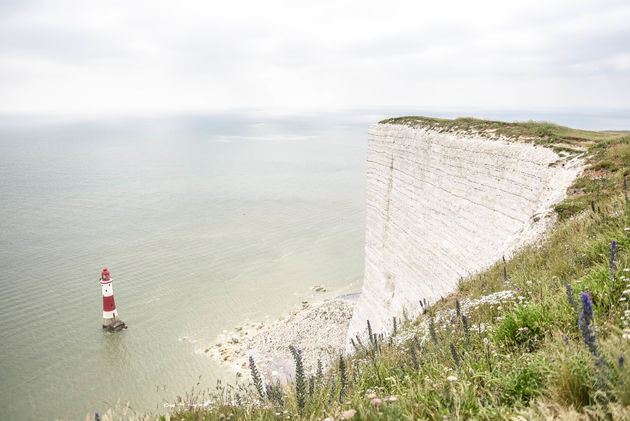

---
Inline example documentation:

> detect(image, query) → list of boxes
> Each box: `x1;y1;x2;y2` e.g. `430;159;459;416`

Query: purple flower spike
579;292;598;357
620;354;625;370
610;240;617;277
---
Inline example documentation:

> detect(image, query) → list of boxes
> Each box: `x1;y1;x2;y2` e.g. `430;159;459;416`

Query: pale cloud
0;0;628;116
611;53;630;71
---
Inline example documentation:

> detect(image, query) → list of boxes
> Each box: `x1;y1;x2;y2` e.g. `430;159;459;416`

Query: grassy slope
123;118;630;421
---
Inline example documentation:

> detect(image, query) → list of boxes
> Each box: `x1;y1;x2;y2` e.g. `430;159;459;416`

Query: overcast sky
1;0;629;117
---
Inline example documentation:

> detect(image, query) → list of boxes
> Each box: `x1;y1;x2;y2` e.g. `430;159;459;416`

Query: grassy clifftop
108;118;630;420
379;116;628;149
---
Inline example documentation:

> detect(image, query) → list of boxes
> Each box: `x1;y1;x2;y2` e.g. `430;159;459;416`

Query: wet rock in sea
102;317;127;331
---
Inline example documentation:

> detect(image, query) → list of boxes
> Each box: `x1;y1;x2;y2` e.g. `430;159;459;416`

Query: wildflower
450;343;460;367
370;398;383;407
429;318;438;344
610;240;617;275
384;395;398;402
446;375;458;382
579;292;599;357
339;354;347;390
328;379;336;404
483;338;492;372
366;393;377;399
289;345;306;412
619;354;625;369
462;315;470;348
456;299;461;323
248;356;265;400
410;341;419;370
95;413;101;421
340;409;356;419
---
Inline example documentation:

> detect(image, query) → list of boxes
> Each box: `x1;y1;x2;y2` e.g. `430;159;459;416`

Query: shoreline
209;292;360;382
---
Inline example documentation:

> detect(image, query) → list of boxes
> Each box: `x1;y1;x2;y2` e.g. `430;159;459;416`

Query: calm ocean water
1;110;628;420
0;114;369;420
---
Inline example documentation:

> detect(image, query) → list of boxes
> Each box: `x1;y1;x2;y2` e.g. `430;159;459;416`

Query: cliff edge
347;121;583;346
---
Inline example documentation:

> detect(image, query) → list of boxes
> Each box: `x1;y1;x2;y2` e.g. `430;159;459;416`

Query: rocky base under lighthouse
102;316;127;331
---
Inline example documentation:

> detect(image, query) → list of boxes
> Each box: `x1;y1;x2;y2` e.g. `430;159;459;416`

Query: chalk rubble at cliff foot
214;294;358;382
346;123;583;349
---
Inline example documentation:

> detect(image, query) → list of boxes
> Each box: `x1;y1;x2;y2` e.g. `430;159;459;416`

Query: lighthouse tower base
102;316;127;331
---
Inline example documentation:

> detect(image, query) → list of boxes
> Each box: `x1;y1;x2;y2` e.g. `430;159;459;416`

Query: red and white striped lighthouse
100;268;127;331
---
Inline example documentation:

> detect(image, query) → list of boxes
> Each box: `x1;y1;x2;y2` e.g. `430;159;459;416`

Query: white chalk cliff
347;123;582;346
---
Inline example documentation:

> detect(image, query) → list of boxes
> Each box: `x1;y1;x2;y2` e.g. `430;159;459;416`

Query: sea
1;109;628;420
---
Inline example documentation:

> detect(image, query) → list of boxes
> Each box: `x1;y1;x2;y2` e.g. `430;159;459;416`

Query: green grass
379;116;627;152
102;117;630;421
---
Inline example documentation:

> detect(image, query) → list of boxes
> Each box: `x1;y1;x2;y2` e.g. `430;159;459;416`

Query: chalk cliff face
347;123;582;345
